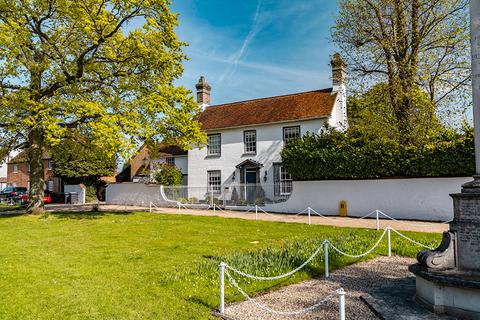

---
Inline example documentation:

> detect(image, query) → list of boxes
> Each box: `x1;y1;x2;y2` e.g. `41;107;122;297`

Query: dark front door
245;169;257;204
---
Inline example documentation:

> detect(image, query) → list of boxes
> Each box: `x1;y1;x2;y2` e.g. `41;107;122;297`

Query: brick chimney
329;53;348;130
196;76;211;109
331;53;346;91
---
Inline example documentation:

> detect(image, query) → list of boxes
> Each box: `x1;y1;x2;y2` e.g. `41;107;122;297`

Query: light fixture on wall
264;171;268;182
232;171;236;181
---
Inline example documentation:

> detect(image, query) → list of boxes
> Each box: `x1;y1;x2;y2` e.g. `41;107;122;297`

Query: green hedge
281;128;474;180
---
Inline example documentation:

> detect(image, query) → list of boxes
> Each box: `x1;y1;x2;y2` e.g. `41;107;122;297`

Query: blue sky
170;0;339;105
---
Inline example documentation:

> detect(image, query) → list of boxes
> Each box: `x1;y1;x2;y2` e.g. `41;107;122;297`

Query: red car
20;192;52;204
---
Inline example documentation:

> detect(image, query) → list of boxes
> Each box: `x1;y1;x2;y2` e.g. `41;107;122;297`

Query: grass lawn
0;203;20;212
0;211;441;320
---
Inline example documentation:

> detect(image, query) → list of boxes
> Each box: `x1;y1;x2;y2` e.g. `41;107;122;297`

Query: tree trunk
27;128;45;215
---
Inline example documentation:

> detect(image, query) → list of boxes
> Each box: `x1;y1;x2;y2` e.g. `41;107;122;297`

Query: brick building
7;151;62;193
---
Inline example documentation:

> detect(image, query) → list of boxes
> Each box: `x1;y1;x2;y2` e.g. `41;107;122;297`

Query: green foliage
153;163;182;186
52;132;117;180
0;0;206;212
348;83;443;144
0;211;441;319
84;185;98;203
282;127;474;180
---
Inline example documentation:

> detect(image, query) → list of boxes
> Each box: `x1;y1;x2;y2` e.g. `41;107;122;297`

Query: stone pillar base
410;264;480;319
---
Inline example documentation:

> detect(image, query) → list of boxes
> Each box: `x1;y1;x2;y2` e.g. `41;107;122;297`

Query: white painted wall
0;150;20;179
264;177;471;221
106;183;169;207
64;184;86;204
187;118;328;188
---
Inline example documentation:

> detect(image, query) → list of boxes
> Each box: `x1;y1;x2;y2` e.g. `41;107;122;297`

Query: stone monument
409;1;480;318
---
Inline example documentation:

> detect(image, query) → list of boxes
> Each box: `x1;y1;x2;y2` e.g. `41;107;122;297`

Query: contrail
219;0;263;82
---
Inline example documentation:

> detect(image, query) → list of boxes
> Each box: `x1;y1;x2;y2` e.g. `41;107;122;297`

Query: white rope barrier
328;228;389;258
377;210;452;227
389;227;434;250
218;226;437;317
224;269;340;316
226;243;325;281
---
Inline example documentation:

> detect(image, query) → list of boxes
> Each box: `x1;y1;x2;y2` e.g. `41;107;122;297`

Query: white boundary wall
264;177;471;221
64;184;86;204
106;183;170;207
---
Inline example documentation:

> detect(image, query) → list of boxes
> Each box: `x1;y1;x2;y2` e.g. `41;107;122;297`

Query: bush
281;127;474;180
153;163;183;186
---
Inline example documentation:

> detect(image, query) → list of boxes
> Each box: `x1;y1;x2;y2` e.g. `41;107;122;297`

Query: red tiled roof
199;88;337;130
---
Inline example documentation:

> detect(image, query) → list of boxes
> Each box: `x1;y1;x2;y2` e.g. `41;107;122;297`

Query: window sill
242;152;257;156
205;154;221;159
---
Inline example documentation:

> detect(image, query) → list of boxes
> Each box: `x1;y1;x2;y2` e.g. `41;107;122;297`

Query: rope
328;228;388;258
294;207;309;216
226;242;325;281
225;269;338;316
358;210;378;219
389;227;434;250
309;208;339;222
378;210;451;227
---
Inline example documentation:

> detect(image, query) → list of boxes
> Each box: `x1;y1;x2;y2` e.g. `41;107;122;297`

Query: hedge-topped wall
281;128;474;180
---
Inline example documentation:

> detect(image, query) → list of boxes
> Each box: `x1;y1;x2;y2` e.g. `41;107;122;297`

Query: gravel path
223;256;416;320
100;205;448;233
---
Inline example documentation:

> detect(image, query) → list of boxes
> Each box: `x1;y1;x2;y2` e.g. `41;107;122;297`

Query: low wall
265;177;471;221
106;183;170;207
64;184;86;204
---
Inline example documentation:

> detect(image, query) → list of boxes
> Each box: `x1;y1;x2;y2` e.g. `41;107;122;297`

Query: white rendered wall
106;183;169;206
64;184;86;204
0;150;20;178
187;118;327;188
264;177;471;221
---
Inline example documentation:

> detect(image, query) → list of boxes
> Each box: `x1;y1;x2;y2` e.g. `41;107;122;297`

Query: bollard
149;202;152;213
178;203;181;215
338;288;346;320
324;240;329;278
308;207;311;225
219;262;226;314
376;210;380;230
213;203;216;215
387;227;391;257
255;205;258;221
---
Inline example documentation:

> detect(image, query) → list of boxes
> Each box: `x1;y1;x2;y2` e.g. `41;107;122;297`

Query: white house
153;53;348;205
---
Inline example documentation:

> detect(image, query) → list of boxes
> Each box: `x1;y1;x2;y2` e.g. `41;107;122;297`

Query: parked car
20;191;53;205
0;187;27;202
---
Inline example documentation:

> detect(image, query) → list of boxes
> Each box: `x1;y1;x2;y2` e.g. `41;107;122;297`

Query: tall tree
332;0;470;142
0;0;205;214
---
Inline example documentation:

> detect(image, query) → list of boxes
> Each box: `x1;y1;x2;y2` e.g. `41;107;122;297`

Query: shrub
153;163;183;186
281;127;474;180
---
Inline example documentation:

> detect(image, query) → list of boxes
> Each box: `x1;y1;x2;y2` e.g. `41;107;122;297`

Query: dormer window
207;134;221;156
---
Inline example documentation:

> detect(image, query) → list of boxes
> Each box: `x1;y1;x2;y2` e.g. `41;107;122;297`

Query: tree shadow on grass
52;210;135;220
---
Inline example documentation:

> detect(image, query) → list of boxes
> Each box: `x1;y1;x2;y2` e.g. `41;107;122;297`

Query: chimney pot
330;53;346;89
196;76;211;107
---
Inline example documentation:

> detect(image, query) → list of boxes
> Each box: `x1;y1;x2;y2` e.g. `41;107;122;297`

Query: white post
338;288;346;320
255;205;258;220
324;240;329;278
178;203;181;215
219;262;226;314
210;190;214;207
213;203;216;215
387;227;392;257
149;201;152;213
308;207;311;225
376;210;380;231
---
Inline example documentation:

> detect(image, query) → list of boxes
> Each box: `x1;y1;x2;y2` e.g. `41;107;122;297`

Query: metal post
219;262;226;314
149;201;152;213
255;205;258;220
213;203;216;215
324;240;329;278
308;207;311;225
387;227;391;257
178;203;181;215
376;210;380;231
338;288;346;320
223;187;226;207
210;190;214;207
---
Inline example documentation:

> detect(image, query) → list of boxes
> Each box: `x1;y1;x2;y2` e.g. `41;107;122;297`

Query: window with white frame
207;134;221;156
47;159;54;170
165;157;175;166
283;126;300;142
207;170;221;193
13;164;19;173
243;130;256;154
279;166;293;195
